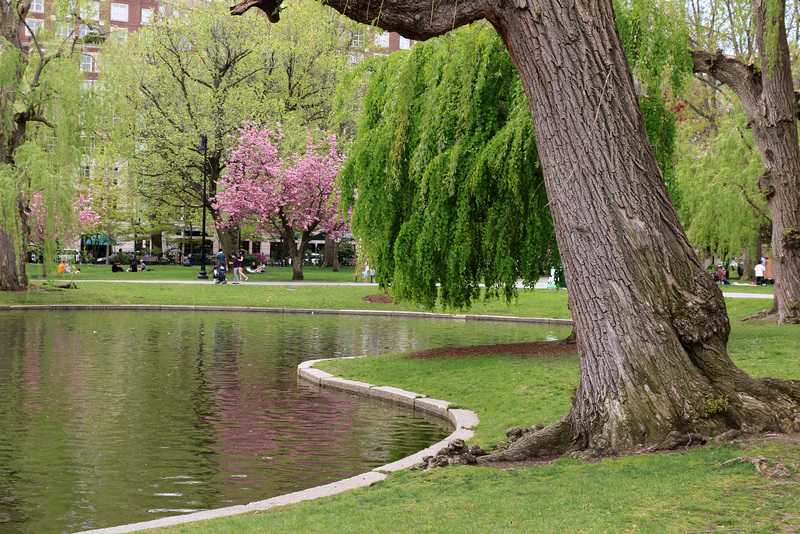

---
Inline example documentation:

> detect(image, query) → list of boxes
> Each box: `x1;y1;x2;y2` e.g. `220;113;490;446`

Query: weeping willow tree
341;24;677;311
676;104;769;276
1;4;95;290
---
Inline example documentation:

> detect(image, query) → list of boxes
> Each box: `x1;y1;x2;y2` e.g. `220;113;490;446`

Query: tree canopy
213;123;348;280
342;23;679;310
1;0;100;289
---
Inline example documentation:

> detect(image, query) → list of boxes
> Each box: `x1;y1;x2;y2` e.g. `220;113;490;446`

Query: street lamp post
197;134;209;280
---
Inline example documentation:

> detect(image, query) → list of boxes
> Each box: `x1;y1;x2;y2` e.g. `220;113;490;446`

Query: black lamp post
197;134;209;280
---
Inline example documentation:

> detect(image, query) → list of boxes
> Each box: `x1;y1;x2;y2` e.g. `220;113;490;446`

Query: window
82;1;100;21
140;7;153;24
24;18;43;37
374;32;389;48
399;37;411;50
351;30;364;47
80;53;93;72
79;24;91;37
348;51;363;66
56;22;73;40
110;26;127;42
110;3;128;22
30;0;44;13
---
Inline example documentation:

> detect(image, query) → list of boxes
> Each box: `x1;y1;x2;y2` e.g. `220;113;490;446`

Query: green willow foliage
341;26;555;310
341;24;678;311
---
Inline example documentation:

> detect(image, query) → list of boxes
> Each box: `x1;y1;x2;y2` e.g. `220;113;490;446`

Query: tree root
719;456;794;478
741;308;776;322
486;417;576;462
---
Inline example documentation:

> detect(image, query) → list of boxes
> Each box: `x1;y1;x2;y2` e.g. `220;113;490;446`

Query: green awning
83;235;117;246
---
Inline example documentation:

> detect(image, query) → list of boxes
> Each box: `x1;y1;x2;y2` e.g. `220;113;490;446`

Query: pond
0;310;570;533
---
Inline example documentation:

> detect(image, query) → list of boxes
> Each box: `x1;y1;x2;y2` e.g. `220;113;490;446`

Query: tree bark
691;0;800;325
321;234;340;271
0;195;28;292
232;0;800;455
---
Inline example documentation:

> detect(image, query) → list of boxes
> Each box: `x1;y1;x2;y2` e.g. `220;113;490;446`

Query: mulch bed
407;340;577;360
362;294;394;304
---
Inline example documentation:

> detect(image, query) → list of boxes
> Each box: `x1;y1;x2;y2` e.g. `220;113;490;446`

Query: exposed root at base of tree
41;282;78;290
411;429;800;475
742;309;777;322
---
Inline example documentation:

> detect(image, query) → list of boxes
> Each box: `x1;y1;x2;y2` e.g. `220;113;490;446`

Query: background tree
101;0;348;259
26;191;100;276
341;26;558;309
233;0;800;458
689;0;800;323
1;0;95;290
675;103;769;278
213;123;348;280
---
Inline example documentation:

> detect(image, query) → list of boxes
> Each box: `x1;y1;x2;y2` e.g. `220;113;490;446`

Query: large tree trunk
691;0;800;325
0;195;28;292
0;228;27;291
232;0;800;455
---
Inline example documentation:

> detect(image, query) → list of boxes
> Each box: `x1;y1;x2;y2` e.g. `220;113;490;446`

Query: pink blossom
213;123;350;240
26;191;102;247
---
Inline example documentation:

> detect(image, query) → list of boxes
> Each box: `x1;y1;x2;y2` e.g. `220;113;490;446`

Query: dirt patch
362;294;394;304
408;340;577;360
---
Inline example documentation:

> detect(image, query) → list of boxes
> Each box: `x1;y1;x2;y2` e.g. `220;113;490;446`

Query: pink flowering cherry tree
213;123;349;280
27;191;101;277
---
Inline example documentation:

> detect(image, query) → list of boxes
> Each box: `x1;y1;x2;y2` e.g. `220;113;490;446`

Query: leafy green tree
233;0;800;458
689;0;800;323
341;26;557;310
1;0;94;290
101;0;350;258
675;103;769;277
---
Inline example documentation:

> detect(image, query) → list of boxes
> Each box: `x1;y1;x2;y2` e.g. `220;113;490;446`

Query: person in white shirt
754;262;766;285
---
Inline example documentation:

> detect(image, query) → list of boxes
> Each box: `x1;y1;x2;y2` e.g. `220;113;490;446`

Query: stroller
214;264;228;284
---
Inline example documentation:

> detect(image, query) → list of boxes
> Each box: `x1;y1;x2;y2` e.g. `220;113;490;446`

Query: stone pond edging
73;350;481;534
0;303;574;327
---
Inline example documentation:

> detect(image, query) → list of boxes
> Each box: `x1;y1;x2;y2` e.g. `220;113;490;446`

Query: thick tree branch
231;0;486;40
690;50;763;119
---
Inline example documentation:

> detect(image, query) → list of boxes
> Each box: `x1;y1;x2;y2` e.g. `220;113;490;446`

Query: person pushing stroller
213;249;228;284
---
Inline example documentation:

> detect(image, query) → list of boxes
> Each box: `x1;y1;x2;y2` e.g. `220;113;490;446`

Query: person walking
214;249;226;280
231;252;240;284
238;251;248;282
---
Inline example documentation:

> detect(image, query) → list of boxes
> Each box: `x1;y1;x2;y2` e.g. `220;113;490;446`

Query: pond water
0;311;569;533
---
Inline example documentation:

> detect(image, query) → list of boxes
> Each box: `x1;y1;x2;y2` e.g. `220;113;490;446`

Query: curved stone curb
75;358;478;534
0;304;573;325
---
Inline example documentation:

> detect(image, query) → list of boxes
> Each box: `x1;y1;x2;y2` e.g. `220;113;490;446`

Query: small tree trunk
321;235;336;268
691;0;800;324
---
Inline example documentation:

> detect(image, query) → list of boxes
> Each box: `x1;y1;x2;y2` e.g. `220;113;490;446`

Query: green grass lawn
4;274;795;533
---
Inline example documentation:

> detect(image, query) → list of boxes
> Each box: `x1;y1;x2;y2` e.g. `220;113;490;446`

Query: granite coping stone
297;367;334;385
369;385;424;408
318;376;374;396
414;397;452;419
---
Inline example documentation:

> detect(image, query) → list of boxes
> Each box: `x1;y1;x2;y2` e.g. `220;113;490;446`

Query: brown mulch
362;294;394;304
407;340;577;360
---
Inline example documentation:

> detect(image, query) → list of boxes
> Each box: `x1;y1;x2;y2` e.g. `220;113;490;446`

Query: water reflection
0;311;569;533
